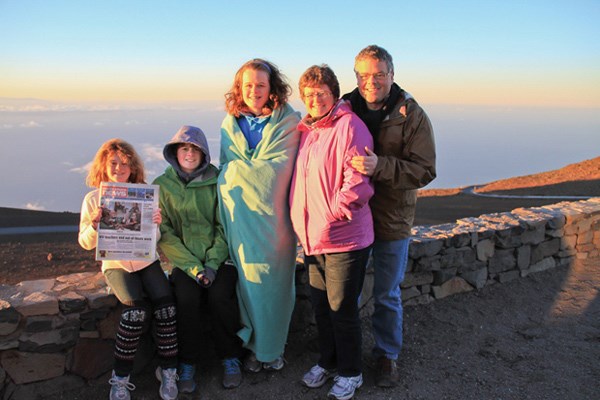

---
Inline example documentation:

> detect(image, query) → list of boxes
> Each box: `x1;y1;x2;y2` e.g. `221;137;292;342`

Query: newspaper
96;182;159;262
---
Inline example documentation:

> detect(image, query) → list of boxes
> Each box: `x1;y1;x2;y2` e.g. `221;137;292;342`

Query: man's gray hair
355;45;394;74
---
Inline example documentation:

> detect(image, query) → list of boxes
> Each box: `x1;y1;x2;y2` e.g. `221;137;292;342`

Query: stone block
560;235;578;250
24;315;63;333
531;238;561;264
406;257;414;272
498;270;520;283
18;323;79;353
98;308;120;340
58;292;87;314
457;260;486;273
522;257;557;277
15;292;59;317
15;279;55;295
401;286;421;301
577;231;594;245
546;214;566;230
409;238;444;259
414;255;441;272
0;350;65;384
477;239;495;261
444;232;471;248
0;300;21;336
460;267;488;290
557;249;577;258
84;290;118;309
433;268;457;286
431;277;473;300
440;247;476;269
521;224;545;245
494;230;522;248
68;338;114;379
0;338;19;351
517;245;531;270
401;272;433;288
489;249;516;274
546;228;564;238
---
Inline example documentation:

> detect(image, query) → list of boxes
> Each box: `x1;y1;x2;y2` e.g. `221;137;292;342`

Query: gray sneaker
243;353;262;373
328;374;363;400
222;358;242;388
108;371;135;400
302;364;336;388
177;363;197;393
263;355;285;371
155;366;178;400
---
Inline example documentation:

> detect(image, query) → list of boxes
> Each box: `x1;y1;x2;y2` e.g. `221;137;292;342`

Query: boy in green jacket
154;125;243;392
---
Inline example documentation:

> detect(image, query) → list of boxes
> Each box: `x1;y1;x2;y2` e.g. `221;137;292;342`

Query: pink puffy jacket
290;100;374;256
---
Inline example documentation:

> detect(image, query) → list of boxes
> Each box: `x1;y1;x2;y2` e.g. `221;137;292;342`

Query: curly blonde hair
86;138;145;188
224;58;292;117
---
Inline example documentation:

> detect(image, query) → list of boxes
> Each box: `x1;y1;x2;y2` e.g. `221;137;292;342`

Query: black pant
170;264;242;363
306;247;370;377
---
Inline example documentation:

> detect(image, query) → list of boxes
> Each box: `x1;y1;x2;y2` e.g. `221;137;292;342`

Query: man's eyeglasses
304;91;331;101
355;71;390;81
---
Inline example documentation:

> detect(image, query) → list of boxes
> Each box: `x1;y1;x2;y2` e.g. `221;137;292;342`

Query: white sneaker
155;366;178;400
302;364;336;388
108;371;135;400
328;374;363;400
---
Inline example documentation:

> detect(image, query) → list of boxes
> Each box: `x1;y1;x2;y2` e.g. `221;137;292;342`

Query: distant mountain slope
476;157;600;195
420;157;600;197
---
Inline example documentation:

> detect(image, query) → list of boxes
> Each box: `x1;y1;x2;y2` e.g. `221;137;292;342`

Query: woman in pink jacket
289;64;374;400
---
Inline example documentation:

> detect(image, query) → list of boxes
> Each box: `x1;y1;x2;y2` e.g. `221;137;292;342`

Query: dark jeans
306;247;370;377
170;264;242;362
104;260;173;307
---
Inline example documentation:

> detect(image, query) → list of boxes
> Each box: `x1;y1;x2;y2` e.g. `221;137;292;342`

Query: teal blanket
218;104;301;361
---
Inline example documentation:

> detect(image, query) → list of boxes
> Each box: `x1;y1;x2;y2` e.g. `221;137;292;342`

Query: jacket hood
299;99;352;132
163;125;211;182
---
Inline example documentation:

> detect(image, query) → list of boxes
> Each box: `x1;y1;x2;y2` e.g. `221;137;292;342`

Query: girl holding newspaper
78;138;178;400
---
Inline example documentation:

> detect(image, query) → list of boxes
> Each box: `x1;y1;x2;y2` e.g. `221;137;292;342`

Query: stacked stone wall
0;198;598;398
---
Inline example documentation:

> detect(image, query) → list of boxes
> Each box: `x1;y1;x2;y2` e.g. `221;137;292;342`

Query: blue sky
1;1;600;212
1;0;599;106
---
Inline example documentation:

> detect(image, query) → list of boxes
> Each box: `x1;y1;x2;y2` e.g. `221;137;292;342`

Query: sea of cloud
1;99;598;213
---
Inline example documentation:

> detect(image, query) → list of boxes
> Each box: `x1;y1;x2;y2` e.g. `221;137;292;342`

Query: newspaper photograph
96;182;159;262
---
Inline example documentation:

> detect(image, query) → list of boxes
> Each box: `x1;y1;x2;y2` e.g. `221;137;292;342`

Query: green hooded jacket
153;125;228;280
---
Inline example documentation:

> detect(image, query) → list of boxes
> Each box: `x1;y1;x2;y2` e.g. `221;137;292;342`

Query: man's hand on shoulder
351;146;378;176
